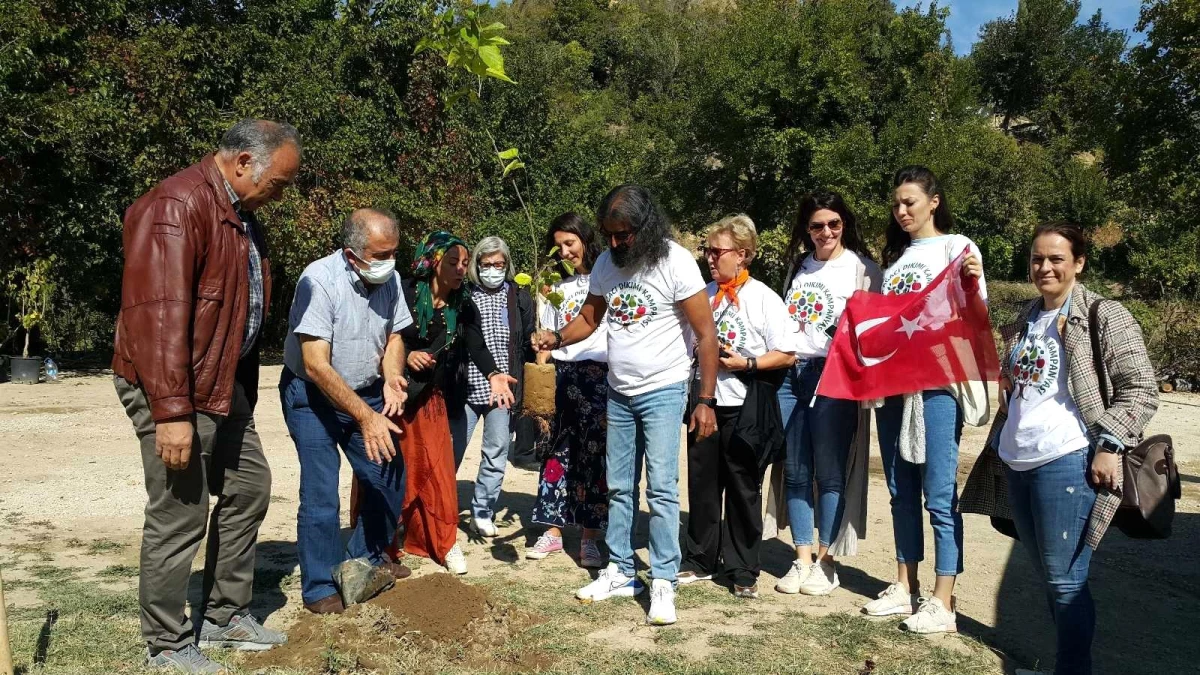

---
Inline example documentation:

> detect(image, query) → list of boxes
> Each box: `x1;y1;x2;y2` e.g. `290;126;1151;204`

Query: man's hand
382;374;408;418
1090;452;1122;492
688;404;717;441
530;330;558;352
489;373;519;410
407;350;435;372
156;418;195;471
359;410;401;464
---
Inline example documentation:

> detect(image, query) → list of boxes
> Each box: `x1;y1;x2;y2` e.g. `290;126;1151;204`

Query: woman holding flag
772;192;881;597
864;165;987;633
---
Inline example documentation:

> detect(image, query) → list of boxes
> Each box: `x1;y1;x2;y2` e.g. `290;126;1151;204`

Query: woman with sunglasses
451;236;536;542
677;215;797;599
773;191;881;597
867;166;984;633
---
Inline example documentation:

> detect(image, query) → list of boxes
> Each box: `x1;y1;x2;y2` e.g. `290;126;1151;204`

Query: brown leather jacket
112;155;271;422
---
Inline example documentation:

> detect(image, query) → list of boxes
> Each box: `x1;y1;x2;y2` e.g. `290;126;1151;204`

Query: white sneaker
444;544;468;575
647;579;677;625
579;538;605;568
799;560;840;596
862;582;920;617
575;563;644;602
472;517;497;538
676;570;713;585
900;596;957;634
774;559;813;594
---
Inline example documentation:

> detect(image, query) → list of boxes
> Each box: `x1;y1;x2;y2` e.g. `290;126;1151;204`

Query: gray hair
217;119;302;183
341;208;399;255
467;236;514;286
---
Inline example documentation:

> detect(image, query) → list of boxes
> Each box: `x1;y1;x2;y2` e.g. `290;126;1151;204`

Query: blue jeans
1006;449;1097;675
460;403;512;520
876;390;964;576
279;369;405;605
778;359;858;548
605;381;687;581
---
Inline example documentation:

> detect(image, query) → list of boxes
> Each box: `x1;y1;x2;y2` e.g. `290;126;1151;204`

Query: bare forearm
695;334;718;398
305;359;374;422
753;351;795;371
382;335;405;383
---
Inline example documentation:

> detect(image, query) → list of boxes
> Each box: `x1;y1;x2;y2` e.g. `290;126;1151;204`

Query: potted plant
513;250;570;418
7;258;53;384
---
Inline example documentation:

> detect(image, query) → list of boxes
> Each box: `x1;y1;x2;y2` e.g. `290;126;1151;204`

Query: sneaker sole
863;604;916;617
525;549;562;560
774;584;802;594
198;639;280;652
676;576;712;586
799;581;841;597
647;616;677;626
580;558;606;569
900;622;958;634
576;585;643;603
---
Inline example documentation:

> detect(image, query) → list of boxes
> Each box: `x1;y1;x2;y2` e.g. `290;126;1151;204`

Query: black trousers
682;406;768;587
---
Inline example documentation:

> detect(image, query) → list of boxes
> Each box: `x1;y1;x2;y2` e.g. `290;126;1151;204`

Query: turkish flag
816;250;1000;401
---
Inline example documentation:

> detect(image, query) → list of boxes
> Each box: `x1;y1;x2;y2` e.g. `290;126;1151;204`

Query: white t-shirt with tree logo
784;250;865;358
882;234;988;301
589;241;706;396
998;308;1090;471
708;277;798;406
539;273;607;363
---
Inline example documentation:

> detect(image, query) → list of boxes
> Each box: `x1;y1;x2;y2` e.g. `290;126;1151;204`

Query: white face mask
352;252;395;285
479;267;506;289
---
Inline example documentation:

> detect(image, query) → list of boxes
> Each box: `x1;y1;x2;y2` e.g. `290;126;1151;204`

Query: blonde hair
706;214;758;262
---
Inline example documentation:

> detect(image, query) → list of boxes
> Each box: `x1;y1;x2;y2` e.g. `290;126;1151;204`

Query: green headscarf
410;230;469;339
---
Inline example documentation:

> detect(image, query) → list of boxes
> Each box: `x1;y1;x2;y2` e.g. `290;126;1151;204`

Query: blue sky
901;1;1146;54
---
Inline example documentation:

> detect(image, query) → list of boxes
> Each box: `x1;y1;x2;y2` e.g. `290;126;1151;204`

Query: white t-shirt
589;241;706;396
998;309;1090;471
707;278;798;406
784;250;865;358
539;273;607;363
882;234;988;301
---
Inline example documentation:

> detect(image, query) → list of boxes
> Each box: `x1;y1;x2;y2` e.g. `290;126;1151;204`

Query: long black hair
544;211;603;277
595;184;672;270
883;165;956;267
787;191;874;270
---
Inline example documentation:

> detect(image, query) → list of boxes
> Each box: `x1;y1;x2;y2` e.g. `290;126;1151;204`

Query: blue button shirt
283;251;414;390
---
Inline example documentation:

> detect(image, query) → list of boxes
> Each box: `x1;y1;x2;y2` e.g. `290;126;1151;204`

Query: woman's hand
962;252;983;280
718;352;748;372
1090;452;1122;492
997;376;1013;415
407;350;435;372
489;373;519;410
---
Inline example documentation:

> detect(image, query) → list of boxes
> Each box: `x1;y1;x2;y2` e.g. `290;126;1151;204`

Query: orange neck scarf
712;270;750;310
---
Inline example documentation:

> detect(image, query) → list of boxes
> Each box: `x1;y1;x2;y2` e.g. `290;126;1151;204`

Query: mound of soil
245;573;548;674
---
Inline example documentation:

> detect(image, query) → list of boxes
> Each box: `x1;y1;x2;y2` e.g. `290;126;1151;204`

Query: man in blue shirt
280;208;413;615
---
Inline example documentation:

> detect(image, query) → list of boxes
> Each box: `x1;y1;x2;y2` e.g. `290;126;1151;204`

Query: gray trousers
115;376;272;653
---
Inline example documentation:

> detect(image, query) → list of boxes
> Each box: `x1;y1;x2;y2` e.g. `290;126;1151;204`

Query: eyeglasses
807;219;844;234
478;261;508;271
602;229;635;244
700;246;739;260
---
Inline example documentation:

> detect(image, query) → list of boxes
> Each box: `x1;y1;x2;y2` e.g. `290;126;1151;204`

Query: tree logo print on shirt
786;281;836;333
559;288;589;327
605;282;657;330
1012;332;1060;398
884;262;934;295
713;305;748;352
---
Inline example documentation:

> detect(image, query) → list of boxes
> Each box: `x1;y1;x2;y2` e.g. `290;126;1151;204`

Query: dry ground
1;366;1197;674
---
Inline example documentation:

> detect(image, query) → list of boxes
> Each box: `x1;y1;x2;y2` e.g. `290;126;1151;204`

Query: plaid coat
959;282;1159;547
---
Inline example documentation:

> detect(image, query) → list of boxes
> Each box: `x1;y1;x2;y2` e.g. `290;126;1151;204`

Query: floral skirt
531;360;609;530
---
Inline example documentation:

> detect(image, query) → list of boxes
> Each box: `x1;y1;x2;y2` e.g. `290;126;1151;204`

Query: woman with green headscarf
387;231;517;575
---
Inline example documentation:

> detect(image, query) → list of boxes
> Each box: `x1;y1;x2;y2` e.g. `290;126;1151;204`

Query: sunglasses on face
700;245;739;260
808;219;844;234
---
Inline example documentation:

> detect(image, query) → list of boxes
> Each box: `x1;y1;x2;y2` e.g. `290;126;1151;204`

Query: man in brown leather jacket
112;119;300;673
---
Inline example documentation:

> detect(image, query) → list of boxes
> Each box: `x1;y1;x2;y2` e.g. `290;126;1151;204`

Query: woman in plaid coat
961;221;1158;675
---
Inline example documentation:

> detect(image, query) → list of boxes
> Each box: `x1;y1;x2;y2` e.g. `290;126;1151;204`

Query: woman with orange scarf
677;215;798;598
388;231;517;574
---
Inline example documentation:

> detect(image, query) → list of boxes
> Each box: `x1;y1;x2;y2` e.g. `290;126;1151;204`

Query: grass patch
86;538;129;555
64;537;87;548
8;581;147;674
6;542;52;562
97;564;140;579
26;565;83;583
653;627;687;645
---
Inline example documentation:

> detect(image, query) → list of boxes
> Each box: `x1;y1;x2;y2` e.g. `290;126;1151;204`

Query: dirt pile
244;573;548;674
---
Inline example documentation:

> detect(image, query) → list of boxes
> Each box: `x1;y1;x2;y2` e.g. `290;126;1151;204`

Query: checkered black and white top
466;285;510;405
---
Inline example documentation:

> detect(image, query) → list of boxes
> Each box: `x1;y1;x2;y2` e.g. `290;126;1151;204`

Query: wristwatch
697;396;718;409
1096;437;1124;455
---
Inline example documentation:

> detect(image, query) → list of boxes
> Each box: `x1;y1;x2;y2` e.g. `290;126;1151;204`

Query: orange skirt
350;389;459;565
